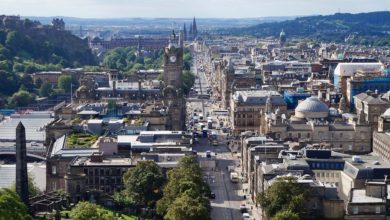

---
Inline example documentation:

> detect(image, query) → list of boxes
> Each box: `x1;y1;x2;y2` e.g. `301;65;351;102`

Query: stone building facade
260;96;372;154
231;90;286;136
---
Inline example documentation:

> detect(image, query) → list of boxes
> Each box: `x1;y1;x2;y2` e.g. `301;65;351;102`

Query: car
242;213;250;220
240;204;247;213
209;192;216;199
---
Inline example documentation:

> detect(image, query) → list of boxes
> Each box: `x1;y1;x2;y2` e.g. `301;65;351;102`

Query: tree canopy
11;175;42;198
120;160;165;207
70;201;109;220
165;192;210;220
257;176;307;219
157;156;210;219
0;188;30;220
102;47;163;73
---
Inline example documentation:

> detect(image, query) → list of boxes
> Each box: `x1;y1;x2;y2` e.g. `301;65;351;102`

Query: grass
65;132;98;148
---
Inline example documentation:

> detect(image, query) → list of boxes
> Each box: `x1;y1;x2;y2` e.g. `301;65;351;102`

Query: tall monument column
16;122;29;207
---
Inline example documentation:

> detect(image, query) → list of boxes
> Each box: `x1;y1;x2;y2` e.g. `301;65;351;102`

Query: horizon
1;0;389;19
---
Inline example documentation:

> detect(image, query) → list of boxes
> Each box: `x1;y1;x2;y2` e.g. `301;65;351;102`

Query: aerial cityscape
1;1;390;220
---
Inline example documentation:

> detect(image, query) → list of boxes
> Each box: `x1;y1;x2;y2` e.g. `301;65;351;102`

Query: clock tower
163;30;183;89
162;30;185;131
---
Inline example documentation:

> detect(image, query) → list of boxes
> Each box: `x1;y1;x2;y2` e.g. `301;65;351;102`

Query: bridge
0;151;46;162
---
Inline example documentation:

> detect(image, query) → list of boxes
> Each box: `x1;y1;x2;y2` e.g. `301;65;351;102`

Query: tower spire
183;23;187;41
192;17;198;40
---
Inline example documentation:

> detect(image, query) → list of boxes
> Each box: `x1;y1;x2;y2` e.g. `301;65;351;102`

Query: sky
0;0;389;18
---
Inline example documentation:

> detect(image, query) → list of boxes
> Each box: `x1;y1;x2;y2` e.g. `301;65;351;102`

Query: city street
186;52;257;220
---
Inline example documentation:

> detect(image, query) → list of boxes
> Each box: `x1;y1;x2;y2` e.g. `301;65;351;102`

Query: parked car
240;204;248;213
209;192;216;199
242;213;250;220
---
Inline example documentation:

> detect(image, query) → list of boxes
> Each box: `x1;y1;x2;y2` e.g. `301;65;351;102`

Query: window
307;133;310;138
298;133;301;138
352;206;358;215
376;206;381;214
51;165;57;175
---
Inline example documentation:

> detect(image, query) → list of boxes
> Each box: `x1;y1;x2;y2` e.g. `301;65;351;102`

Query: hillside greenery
219;11;390;46
0;17;96;108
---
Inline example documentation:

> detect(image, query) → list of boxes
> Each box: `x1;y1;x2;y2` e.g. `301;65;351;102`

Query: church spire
189;23;193;41
192;17;198;40
183;23;187;41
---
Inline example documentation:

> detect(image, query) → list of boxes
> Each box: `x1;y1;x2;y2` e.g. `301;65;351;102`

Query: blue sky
1;0;389;18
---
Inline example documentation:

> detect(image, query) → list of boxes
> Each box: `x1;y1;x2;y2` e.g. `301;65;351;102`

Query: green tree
13;63;25;73
11;175;42;198
272;210;300;220
57;75;73;93
120;160;165;207
157;156;210;216
0;70;20;96
165;193;210;220
39;81;54;97
182;71;195;95
5;31;23;52
70;201;108;220
20;74;35;92
0;188;30;220
9;90;35;107
257;176;307;219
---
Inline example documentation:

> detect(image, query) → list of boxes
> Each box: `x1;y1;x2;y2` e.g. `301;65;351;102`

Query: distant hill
219;11;390;46
0;16;96;69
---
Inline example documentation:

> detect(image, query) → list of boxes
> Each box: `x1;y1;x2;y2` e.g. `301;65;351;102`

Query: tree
70;201;108;220
5;31;23;53
20;74;35;92
39;81;54;97
165;193;210;220
257;176;307;219
121;160;165;207
0;70;20;96
182;71;195;95
272;210;300;220
11;175;42;198
157;156;210;217
57;75;73;93
0;188;30;220
9;90;35;107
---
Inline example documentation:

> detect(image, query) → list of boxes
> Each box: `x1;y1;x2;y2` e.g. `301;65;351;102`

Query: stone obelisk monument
16;122;29;207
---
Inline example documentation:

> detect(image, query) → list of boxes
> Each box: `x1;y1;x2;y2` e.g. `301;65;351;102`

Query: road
187;52;248;220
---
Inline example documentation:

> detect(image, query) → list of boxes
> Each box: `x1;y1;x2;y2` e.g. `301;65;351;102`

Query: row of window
83;167;129;176
86;176;123;185
314;171;341;178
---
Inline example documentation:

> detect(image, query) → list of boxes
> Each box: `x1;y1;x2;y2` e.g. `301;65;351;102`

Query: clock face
169;55;177;63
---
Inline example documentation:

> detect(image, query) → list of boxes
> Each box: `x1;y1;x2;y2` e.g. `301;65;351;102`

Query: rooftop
350;189;385;204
